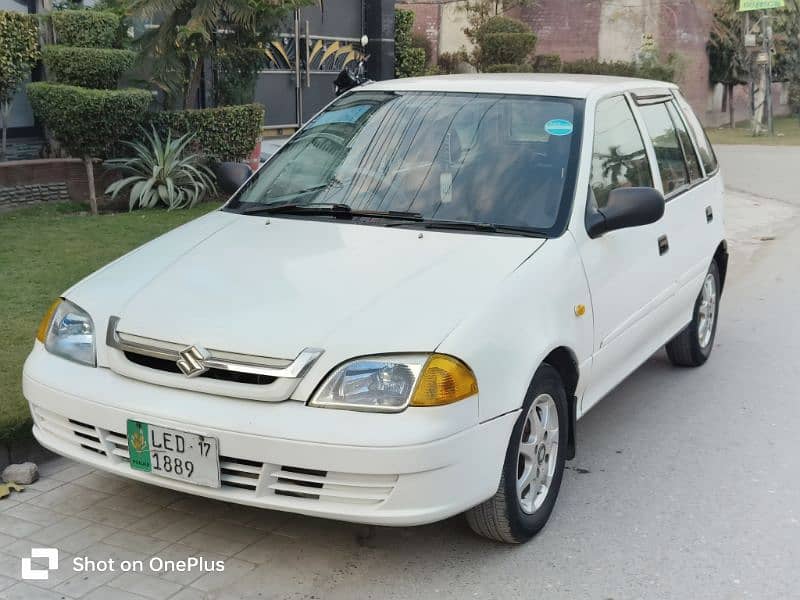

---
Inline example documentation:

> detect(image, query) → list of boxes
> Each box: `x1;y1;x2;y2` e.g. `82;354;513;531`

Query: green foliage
130;0;309;109
481;32;537;67
473;16;536;70
411;32;433;66
51;10;122;48
533;54;562;73
214;47;268;106
106;127;216;210
148;104;264;162
438;49;472;74
42;46;136;89
485;63;534;73
395;9;427;77
0;11;41;105
561;57;679;83
26;83;151;159
462;0;537;45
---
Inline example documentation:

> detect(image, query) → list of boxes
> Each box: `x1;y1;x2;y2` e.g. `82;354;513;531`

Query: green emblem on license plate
127;420;152;472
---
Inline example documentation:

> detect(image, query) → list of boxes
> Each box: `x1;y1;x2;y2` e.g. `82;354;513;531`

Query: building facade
397;0;790;126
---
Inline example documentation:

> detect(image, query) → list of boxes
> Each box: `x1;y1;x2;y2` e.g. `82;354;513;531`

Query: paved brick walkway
0;455;375;599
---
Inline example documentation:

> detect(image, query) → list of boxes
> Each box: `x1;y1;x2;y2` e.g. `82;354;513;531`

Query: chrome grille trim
106;316;323;379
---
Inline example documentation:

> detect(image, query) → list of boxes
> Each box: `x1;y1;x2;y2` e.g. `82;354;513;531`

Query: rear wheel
465;364;567;543
666;260;720;367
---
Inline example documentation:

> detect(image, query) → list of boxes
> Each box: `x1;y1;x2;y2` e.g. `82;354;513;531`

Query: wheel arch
542;346;579;461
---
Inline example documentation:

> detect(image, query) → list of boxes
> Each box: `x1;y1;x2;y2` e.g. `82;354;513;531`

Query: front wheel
666;260;721;367
465;364;567;543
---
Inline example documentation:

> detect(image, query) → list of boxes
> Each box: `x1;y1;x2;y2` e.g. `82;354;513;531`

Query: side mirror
212;162;252;195
586;187;665;239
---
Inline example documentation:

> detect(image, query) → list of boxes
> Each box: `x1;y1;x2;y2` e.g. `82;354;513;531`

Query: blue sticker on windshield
544;119;574;137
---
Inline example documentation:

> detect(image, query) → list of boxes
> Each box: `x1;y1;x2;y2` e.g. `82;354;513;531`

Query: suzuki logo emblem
176;346;210;377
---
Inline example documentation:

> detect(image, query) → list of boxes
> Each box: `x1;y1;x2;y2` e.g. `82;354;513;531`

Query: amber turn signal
36;299;62;343
409;354;478;407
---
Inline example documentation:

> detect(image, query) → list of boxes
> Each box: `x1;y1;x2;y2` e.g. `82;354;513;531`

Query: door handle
658;235;669;256
705;206;713;223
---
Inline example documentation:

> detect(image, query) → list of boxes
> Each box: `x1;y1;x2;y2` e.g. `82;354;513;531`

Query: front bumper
23;344;516;526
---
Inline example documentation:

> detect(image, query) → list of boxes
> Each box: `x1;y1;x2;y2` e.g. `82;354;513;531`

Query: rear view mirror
586;187;665;238
213;162;252;195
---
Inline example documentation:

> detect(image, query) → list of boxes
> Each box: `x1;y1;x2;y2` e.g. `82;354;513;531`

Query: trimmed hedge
561;57;679;83
148;104;264;162
534;54;562;73
485;63;534;73
481;33;537;67
51;10;122;49
0;11;41;103
26;83;152;158
42;46;135;89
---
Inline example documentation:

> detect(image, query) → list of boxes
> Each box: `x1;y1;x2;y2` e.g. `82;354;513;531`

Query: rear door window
666;101;703;183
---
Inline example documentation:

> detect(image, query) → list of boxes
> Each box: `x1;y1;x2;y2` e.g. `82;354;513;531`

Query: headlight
308;353;478;413
36;299;96;367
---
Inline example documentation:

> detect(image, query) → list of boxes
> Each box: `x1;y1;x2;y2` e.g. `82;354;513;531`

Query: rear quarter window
673;92;718;176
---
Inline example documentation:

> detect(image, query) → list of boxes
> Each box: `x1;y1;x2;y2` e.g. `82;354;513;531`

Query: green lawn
706;115;800;146
0;202;221;445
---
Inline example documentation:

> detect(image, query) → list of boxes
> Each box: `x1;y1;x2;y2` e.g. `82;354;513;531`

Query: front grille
124;352;277;385
34;406;398;508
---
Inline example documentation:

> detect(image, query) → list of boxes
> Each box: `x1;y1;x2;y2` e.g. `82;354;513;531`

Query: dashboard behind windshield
227;91;585;236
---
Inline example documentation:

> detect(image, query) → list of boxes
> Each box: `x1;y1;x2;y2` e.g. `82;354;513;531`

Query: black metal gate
255;0;369;130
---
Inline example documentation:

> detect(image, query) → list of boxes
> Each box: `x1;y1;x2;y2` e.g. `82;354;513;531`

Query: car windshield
226;91;584;236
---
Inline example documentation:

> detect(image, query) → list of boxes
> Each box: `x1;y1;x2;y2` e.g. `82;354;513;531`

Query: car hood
68;211;545;360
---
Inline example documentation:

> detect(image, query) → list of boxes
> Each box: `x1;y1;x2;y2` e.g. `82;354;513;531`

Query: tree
0;12;41;160
129;0;309;109
707;0;749;128
462;0;537;47
472;15;536;71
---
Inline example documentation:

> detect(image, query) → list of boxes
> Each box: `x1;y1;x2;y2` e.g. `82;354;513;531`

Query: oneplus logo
22;548;59;580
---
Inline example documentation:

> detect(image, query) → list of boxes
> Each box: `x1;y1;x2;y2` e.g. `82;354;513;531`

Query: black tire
465;364;568;543
666;260;721;367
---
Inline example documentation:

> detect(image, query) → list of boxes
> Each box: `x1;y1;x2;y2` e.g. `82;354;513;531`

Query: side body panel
437;234;594;424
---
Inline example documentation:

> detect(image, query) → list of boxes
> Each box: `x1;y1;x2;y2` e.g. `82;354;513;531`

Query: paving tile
108;572;182;600
1;581;77;600
26;478;67;493
193;521;265;546
80;542;148;566
54;568;119;599
0;575;14;592
175;531;248;557
75;505;139;529
48;465;96;484
271;514;364;549
232;507;293;533
0;499;21;513
124;485;184;508
29;517;92;546
57;524;118;554
166;589;208;600
4;504;64;527
0;515;41;538
81;585;148;600
0;551;20;579
72;473;135;495
37;457;76;479
166;497;233;520
124;509;205;543
6;488;44;503
0;533;17;548
102;531;169;555
92;495;162;519
189;556;256;593
28;484;108;516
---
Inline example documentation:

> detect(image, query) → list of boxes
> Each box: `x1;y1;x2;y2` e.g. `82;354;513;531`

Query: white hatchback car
24;75;727;543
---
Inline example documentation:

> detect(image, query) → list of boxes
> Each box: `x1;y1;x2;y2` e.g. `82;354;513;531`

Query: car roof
364;73;678;100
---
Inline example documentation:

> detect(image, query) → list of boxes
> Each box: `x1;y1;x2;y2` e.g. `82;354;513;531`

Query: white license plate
126;420;220;488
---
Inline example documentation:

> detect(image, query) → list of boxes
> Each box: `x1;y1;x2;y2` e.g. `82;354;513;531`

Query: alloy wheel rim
697;273;717;349
517;393;559;514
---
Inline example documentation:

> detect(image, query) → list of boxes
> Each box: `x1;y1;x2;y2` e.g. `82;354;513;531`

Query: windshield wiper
239;202;424;222
386;220;547;238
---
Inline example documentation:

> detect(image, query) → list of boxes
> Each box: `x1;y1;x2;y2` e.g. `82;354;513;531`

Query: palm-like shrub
105;128;217;210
